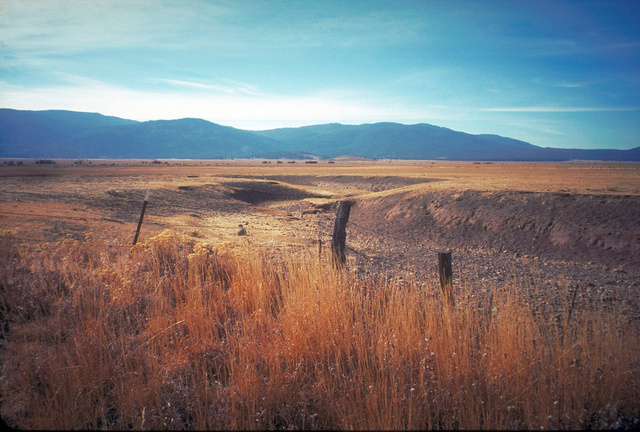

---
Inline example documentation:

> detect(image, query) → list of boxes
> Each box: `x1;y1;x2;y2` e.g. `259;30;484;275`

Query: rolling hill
1;109;638;161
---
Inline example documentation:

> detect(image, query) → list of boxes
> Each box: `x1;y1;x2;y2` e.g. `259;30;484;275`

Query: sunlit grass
1;229;638;429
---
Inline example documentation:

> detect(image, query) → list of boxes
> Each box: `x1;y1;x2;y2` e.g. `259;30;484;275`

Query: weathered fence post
331;200;353;269
566;283;580;327
438;250;454;307
318;222;323;265
132;189;150;246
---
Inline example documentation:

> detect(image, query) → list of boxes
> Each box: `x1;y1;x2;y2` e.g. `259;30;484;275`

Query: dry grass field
1;159;639;429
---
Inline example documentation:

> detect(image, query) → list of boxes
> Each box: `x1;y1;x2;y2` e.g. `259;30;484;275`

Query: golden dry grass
1;229;638;430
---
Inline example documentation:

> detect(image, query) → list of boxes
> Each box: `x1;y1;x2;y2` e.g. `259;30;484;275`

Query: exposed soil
224;180;325;204
353;189;640;271
1;161;639;319
228;174;439;192
344;189;640;321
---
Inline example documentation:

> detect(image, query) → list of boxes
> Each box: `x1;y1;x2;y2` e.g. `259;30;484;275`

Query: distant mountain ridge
1;109;638;161
253;122;543;160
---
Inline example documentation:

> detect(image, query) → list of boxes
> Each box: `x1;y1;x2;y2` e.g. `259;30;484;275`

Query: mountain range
1;109;638;161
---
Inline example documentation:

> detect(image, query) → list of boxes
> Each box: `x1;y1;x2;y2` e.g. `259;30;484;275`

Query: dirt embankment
353;190;640;272
224;175;436;192
224;180;324;204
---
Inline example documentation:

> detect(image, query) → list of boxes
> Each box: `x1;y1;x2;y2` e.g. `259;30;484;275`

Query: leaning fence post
331;200;353;269
438;250;454;307
132;189;150;246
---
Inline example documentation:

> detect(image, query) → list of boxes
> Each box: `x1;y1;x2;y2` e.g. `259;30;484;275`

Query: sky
1;0;639;150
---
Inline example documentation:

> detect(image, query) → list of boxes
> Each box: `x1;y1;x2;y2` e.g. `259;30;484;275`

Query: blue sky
1;0;639;149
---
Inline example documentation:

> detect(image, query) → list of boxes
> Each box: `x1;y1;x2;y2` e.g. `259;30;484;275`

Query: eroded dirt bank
342;189;640;319
352;190;640;272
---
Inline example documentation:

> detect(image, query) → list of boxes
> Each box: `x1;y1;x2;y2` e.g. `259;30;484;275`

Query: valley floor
1;159;639;316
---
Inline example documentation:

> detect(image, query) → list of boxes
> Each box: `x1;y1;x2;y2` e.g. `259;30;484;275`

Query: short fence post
438;250;454;307
566;283;580;327
132;189;150;246
331;200;353;269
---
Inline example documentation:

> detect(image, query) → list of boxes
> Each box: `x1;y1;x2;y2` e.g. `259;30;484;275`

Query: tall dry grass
1;229;638;430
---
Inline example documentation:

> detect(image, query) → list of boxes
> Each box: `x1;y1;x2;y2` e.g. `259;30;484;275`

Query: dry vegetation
1;160;639;429
1;229;638;430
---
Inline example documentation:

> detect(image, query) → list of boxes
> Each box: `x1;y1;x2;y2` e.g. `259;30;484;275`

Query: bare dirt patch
224;180;325;204
353;189;640;270
227;174;439;193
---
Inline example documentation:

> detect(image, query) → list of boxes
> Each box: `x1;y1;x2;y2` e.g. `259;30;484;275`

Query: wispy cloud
149;78;262;96
1;0;231;60
555;82;592;89
307;10;427;48
532;76;602;89
480;106;640;113
0;79;415;129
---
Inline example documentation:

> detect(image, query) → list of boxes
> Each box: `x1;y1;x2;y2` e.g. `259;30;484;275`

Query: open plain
1;159;639;309
1;159;640;429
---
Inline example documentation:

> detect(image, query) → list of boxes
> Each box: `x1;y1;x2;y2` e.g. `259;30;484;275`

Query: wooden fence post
331;200;353;269
132;189;150;246
566;283;580;327
318;221;323;265
438;250;454;307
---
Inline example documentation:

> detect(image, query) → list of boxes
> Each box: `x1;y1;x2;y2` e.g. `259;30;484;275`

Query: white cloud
0;79;425;129
149;78;263;96
480;106;640;113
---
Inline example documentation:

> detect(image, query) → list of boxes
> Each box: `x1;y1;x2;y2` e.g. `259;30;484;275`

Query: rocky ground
267;175;640;321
